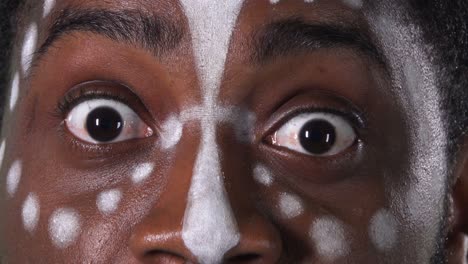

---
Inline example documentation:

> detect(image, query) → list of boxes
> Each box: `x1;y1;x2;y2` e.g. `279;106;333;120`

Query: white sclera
370;209;398;252
132;163;154;184
22;193;40;233
97;189;122;215
279;193;304;219
21;23;38;74
9;72;20;111
49;208;81;249
6;160;22;197
253;164;274;186
310;217;349;261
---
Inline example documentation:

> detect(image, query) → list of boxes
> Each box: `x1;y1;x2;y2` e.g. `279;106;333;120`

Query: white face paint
6;160;22;197
22;193;40;233
369;209;398;252
43;0;56;18
49;208;81;249
96;189;122;215
160;116;183;150
310;217;349;261
131;163;154;184
341;0;363;9
9;72;20;111
253;164;274;186
179;1;245;263
21;23;38;74
0;140;6;169
463;236;468;264
279;193;304;219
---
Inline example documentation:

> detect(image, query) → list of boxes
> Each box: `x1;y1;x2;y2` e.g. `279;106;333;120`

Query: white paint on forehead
6;160;22;197
131;162;154;184
43;0;56;18
22;193;40;233
368;6;447;262
253;164;274;186
160;115;183;150
97;189;122;215
0;140;6;169
21;23;38;74
179;1;245;263
279;193;304;219
369;209;398;252
310;217;349;261
49;208;81;249
9;72;20;111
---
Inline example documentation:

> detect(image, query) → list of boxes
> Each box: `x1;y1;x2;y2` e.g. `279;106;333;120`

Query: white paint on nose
49;208;81;249
21;23;38;74
131;163;154;184
97;189;122;215
369;209;398;252
179;1;245;263
9;72;20;111
310;217;349;261
279;193;304;219
6;160;22;197
253;164;274;186
22;193;40;233
43;0;56;17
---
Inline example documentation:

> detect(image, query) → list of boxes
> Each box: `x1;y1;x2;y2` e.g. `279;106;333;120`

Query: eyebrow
37;8;184;59
253;18;385;65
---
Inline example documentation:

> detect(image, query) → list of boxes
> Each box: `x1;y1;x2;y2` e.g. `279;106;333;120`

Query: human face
1;0;463;263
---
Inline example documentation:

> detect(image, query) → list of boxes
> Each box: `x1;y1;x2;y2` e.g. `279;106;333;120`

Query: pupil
86;107;123;142
299;119;336;155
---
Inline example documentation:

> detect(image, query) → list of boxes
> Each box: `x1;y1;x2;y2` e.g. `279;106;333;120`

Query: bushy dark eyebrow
253;18;385;65
37;8;184;59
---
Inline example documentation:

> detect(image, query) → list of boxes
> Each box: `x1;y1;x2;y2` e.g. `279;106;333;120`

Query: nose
129;124;282;263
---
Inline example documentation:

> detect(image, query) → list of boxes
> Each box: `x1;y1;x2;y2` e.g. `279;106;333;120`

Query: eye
65;99;153;144
268;112;357;156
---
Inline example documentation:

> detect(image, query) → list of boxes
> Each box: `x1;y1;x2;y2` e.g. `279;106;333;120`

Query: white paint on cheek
96;189;122;215
22;193;40;233
179;1;245;263
253;164;273;186
21;23;38;74
6;160;22;197
9;72;20;111
0;140;6;169
160;115;183;150
43;0;56;17
131;163;154;184
341;0;363;9
369;209;398;251
310;217;349;261
49;208;81;249
279;193;303;219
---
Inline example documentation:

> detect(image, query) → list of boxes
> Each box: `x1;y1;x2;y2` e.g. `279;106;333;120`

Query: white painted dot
97;189;122;215
9;72;20;111
0;140;6;169
43;0;56;17
270;0;280;4
369;209;398;252
279;193;304;219
131;163;154;184
21;23;38;74
22;193;40;233
6;160;22;197
310;217;349;261
253;164;273;186
49;208;81;249
160;115;183;150
341;0;363;9
304;0;315;3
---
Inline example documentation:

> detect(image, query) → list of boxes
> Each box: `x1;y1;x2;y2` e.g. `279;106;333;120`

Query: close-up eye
65;99;154;144
268;112;357;156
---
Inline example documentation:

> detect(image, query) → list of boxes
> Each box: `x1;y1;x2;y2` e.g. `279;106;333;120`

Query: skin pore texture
1;0;467;263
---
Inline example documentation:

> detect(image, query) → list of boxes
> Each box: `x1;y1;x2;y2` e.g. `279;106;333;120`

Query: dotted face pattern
2;0;403;262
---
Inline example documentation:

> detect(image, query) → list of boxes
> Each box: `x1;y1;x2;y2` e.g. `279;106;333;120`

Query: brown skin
1;0;468;263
